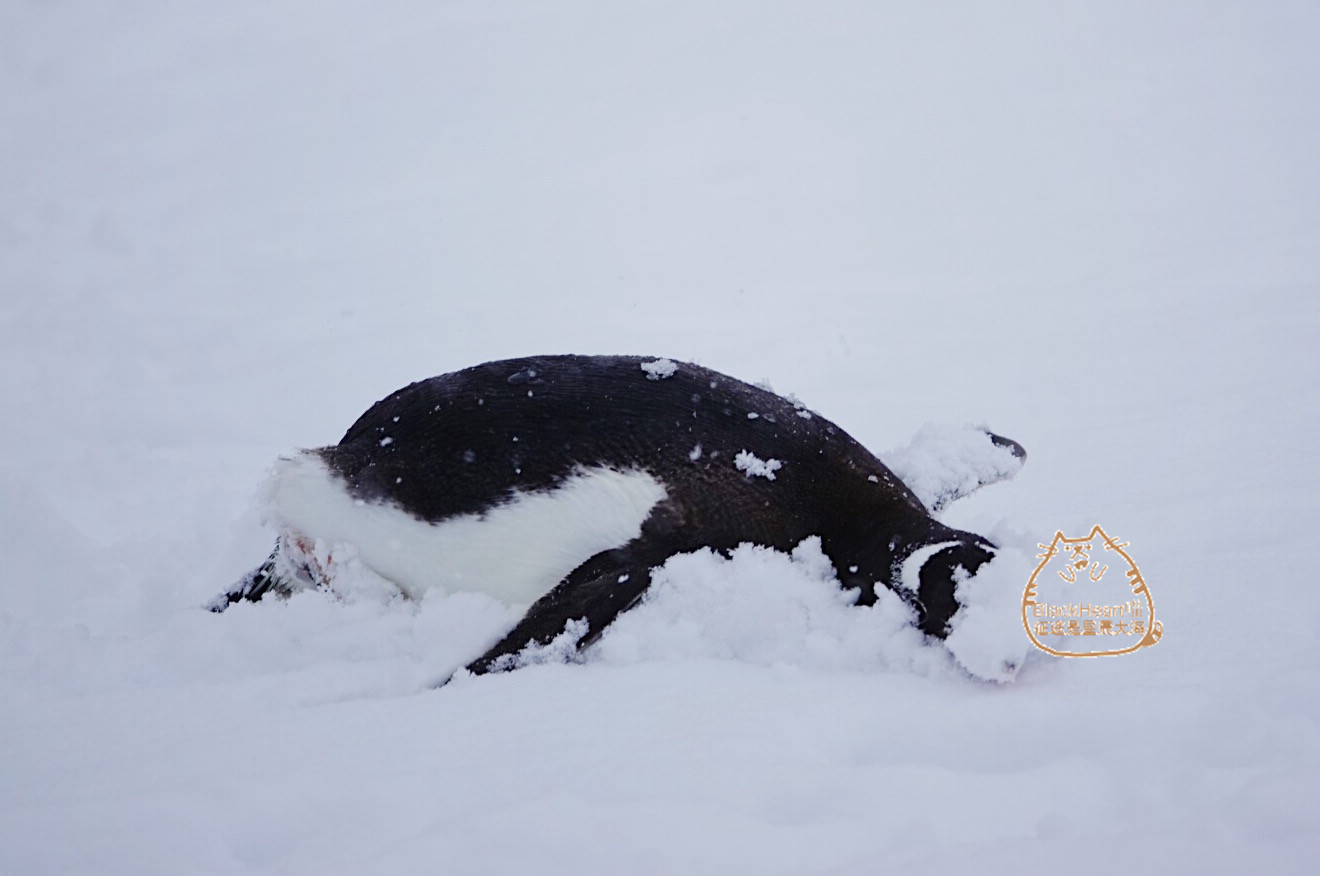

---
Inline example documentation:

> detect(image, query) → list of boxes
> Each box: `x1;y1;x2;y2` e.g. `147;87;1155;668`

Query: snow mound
591;538;959;678
942;543;1034;682
295;533;1031;683
883;423;1026;512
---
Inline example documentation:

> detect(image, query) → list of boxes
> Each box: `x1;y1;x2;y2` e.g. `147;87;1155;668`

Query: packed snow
2;2;1318;874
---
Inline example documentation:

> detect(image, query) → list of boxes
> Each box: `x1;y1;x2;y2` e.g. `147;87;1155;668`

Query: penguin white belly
267;453;668;605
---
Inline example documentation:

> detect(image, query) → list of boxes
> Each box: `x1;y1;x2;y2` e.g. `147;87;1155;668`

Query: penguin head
913;537;997;638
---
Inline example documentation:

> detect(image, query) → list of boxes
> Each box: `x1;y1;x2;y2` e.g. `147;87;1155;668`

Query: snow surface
3;2;1319;874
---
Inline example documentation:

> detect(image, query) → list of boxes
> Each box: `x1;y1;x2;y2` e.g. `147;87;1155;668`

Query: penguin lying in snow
213;355;1026;679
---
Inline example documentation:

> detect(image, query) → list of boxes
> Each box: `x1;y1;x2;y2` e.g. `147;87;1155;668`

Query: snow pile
734;449;783;480
639;358;677;379
221;534;1029;685
592;538;953;677
943;544;1035;682
883;423;1025;512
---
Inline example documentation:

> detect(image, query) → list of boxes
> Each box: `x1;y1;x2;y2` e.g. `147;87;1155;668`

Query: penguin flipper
461;547;656;676
455;497;693;678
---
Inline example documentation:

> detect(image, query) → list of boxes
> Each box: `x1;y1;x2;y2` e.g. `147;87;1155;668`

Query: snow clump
734;450;782;480
883;423;1025;513
488;618;591;672
942;543;1034;682
640;358;678;380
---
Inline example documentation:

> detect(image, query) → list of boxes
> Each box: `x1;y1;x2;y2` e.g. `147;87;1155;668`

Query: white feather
266;454;667;606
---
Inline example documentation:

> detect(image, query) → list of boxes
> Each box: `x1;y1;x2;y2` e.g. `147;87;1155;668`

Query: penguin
213;355;1025;678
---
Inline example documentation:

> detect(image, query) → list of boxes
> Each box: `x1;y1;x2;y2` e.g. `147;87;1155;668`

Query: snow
883;422;1026;512
734;449;784;480
593;539;945;677
3;2;1319;873
640;357;678;380
480;617;592;675
943;546;1034;683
